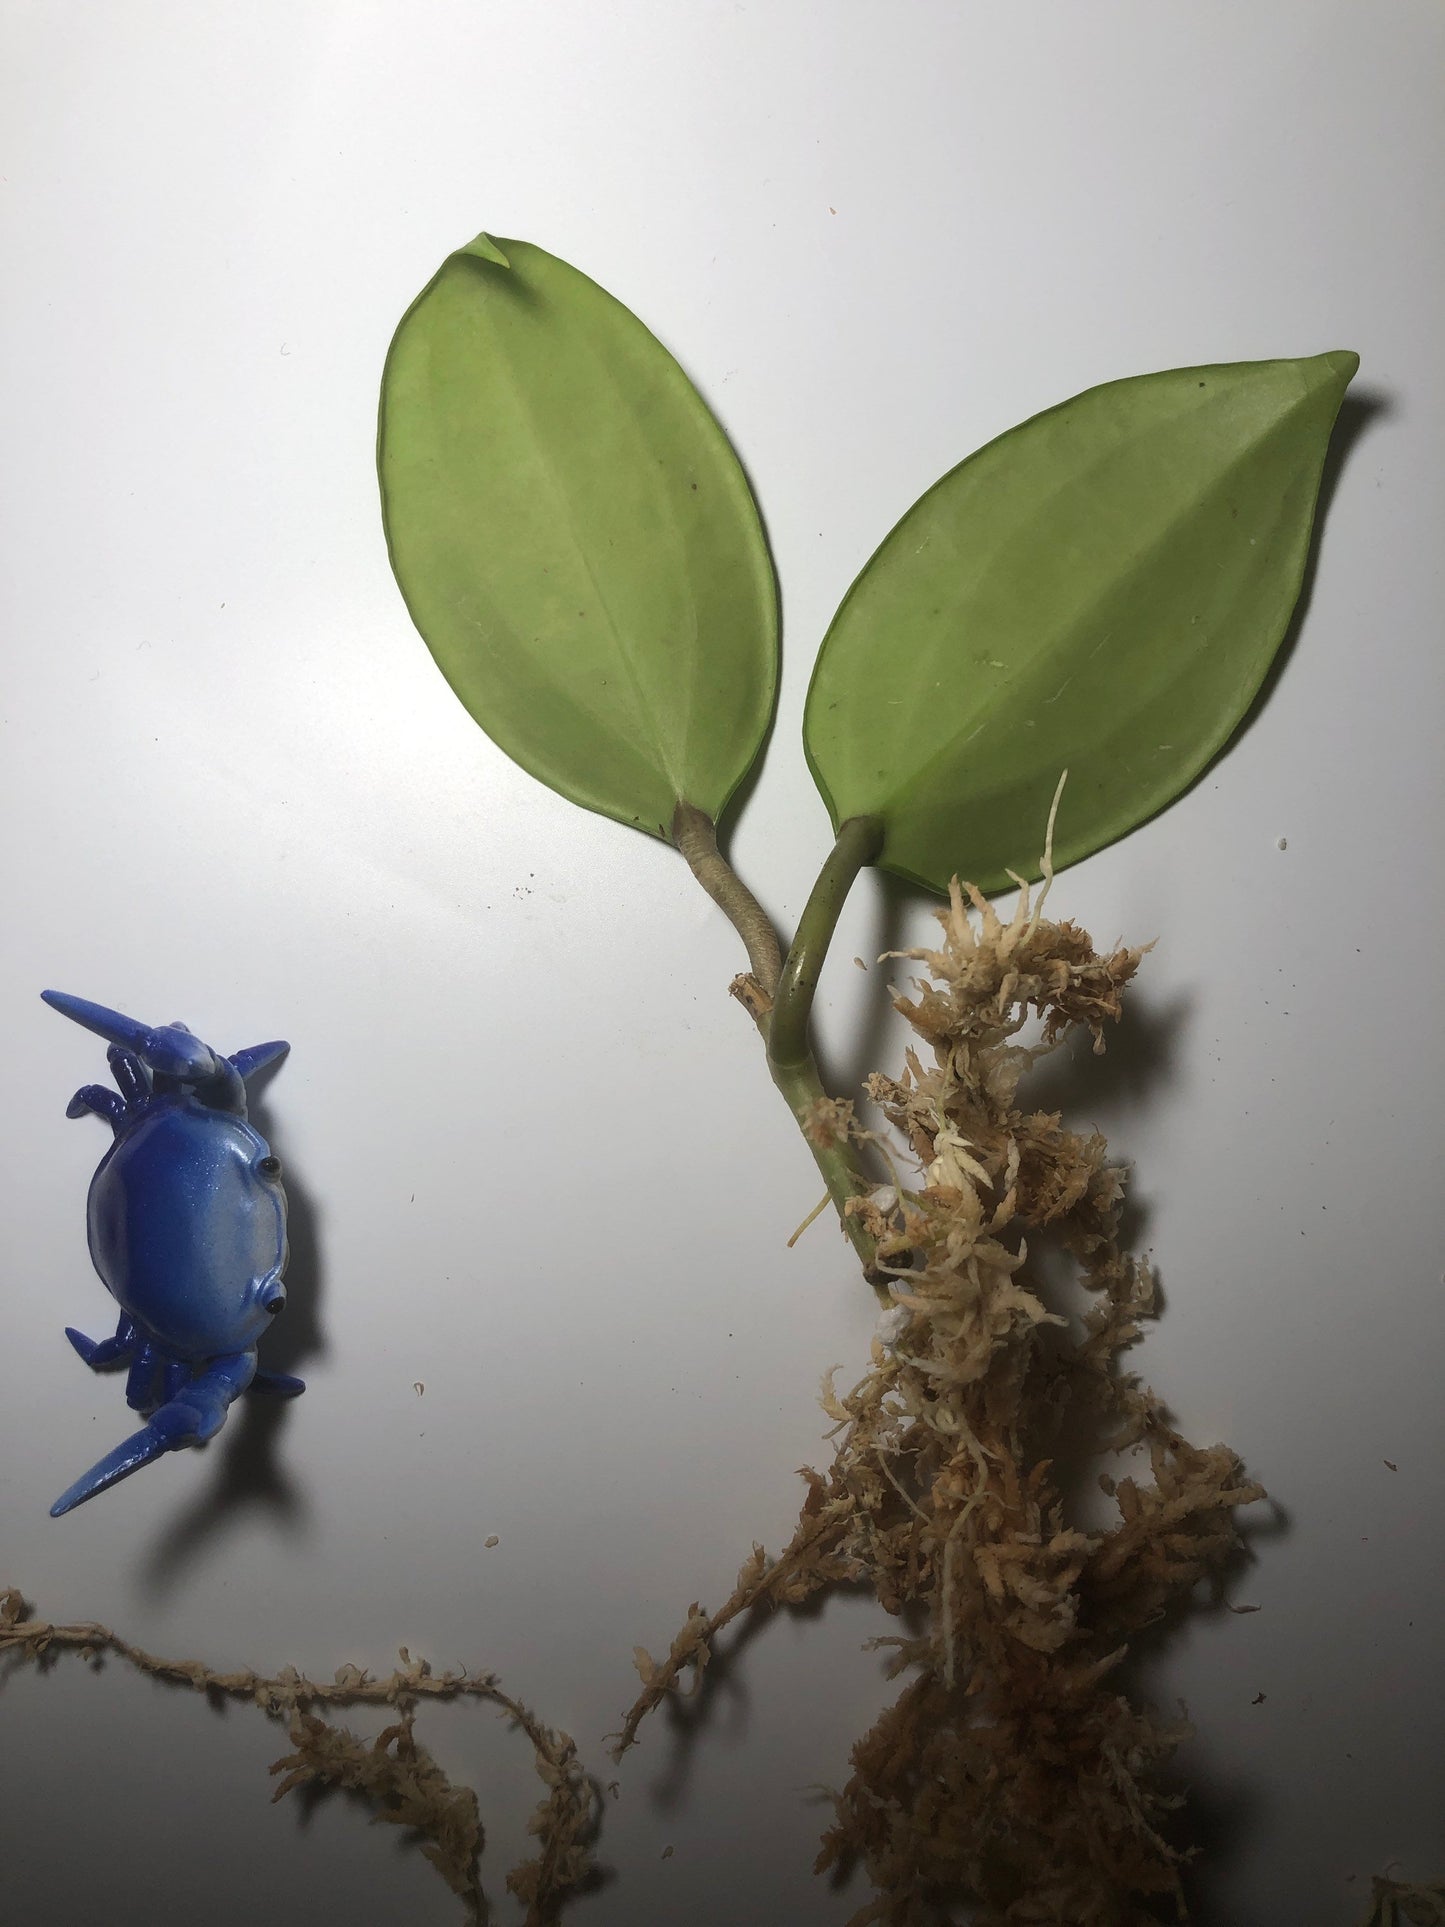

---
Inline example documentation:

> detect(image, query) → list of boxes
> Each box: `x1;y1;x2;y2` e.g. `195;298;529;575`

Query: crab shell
88;1104;289;1360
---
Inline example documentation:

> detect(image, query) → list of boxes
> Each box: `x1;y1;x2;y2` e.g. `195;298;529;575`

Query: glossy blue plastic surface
41;992;304;1516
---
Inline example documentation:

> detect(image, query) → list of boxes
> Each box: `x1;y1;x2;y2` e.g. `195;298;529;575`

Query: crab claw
49;1350;258;1517
49;1415;191;1516
41;990;253;1113
42;991;221;1081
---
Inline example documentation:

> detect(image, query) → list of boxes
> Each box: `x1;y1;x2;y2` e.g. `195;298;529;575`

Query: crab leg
64;1317;137;1370
50;1348;258;1517
106;1044;150;1106
64;1084;127;1126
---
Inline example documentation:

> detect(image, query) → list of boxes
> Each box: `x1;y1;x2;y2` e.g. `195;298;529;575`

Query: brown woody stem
672;802;783;998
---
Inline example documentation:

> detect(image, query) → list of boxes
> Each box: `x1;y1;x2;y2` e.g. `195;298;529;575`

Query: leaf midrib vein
485;317;688;801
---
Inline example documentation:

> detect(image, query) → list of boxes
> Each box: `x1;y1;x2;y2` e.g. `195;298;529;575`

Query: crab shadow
139;1060;325;1593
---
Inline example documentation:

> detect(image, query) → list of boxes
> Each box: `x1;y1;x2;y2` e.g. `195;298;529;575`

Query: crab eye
258;1156;282;1180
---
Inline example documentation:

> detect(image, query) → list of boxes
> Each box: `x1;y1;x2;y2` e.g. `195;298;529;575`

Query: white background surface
1;4;1441;1922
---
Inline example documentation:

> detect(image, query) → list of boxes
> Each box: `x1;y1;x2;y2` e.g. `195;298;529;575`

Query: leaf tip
1315;348;1359;391
460;231;512;270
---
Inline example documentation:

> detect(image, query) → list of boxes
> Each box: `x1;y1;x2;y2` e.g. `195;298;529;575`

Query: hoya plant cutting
373;232;1353;1918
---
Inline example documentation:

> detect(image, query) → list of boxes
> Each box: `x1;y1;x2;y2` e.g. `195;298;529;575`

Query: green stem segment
768;815;884;1070
767;816;886;1285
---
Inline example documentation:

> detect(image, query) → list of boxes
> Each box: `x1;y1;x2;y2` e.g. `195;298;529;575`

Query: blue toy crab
42;991;304;1516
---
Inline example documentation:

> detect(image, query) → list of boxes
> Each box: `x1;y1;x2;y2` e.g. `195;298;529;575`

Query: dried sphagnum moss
0;1586;600;1923
618;873;1268;1924
1358;1879;1445;1927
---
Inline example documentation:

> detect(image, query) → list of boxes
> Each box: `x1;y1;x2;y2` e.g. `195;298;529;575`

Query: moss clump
618;874;1263;1924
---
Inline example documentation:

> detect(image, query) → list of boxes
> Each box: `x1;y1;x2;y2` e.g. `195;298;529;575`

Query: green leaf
804;351;1358;893
379;234;778;840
